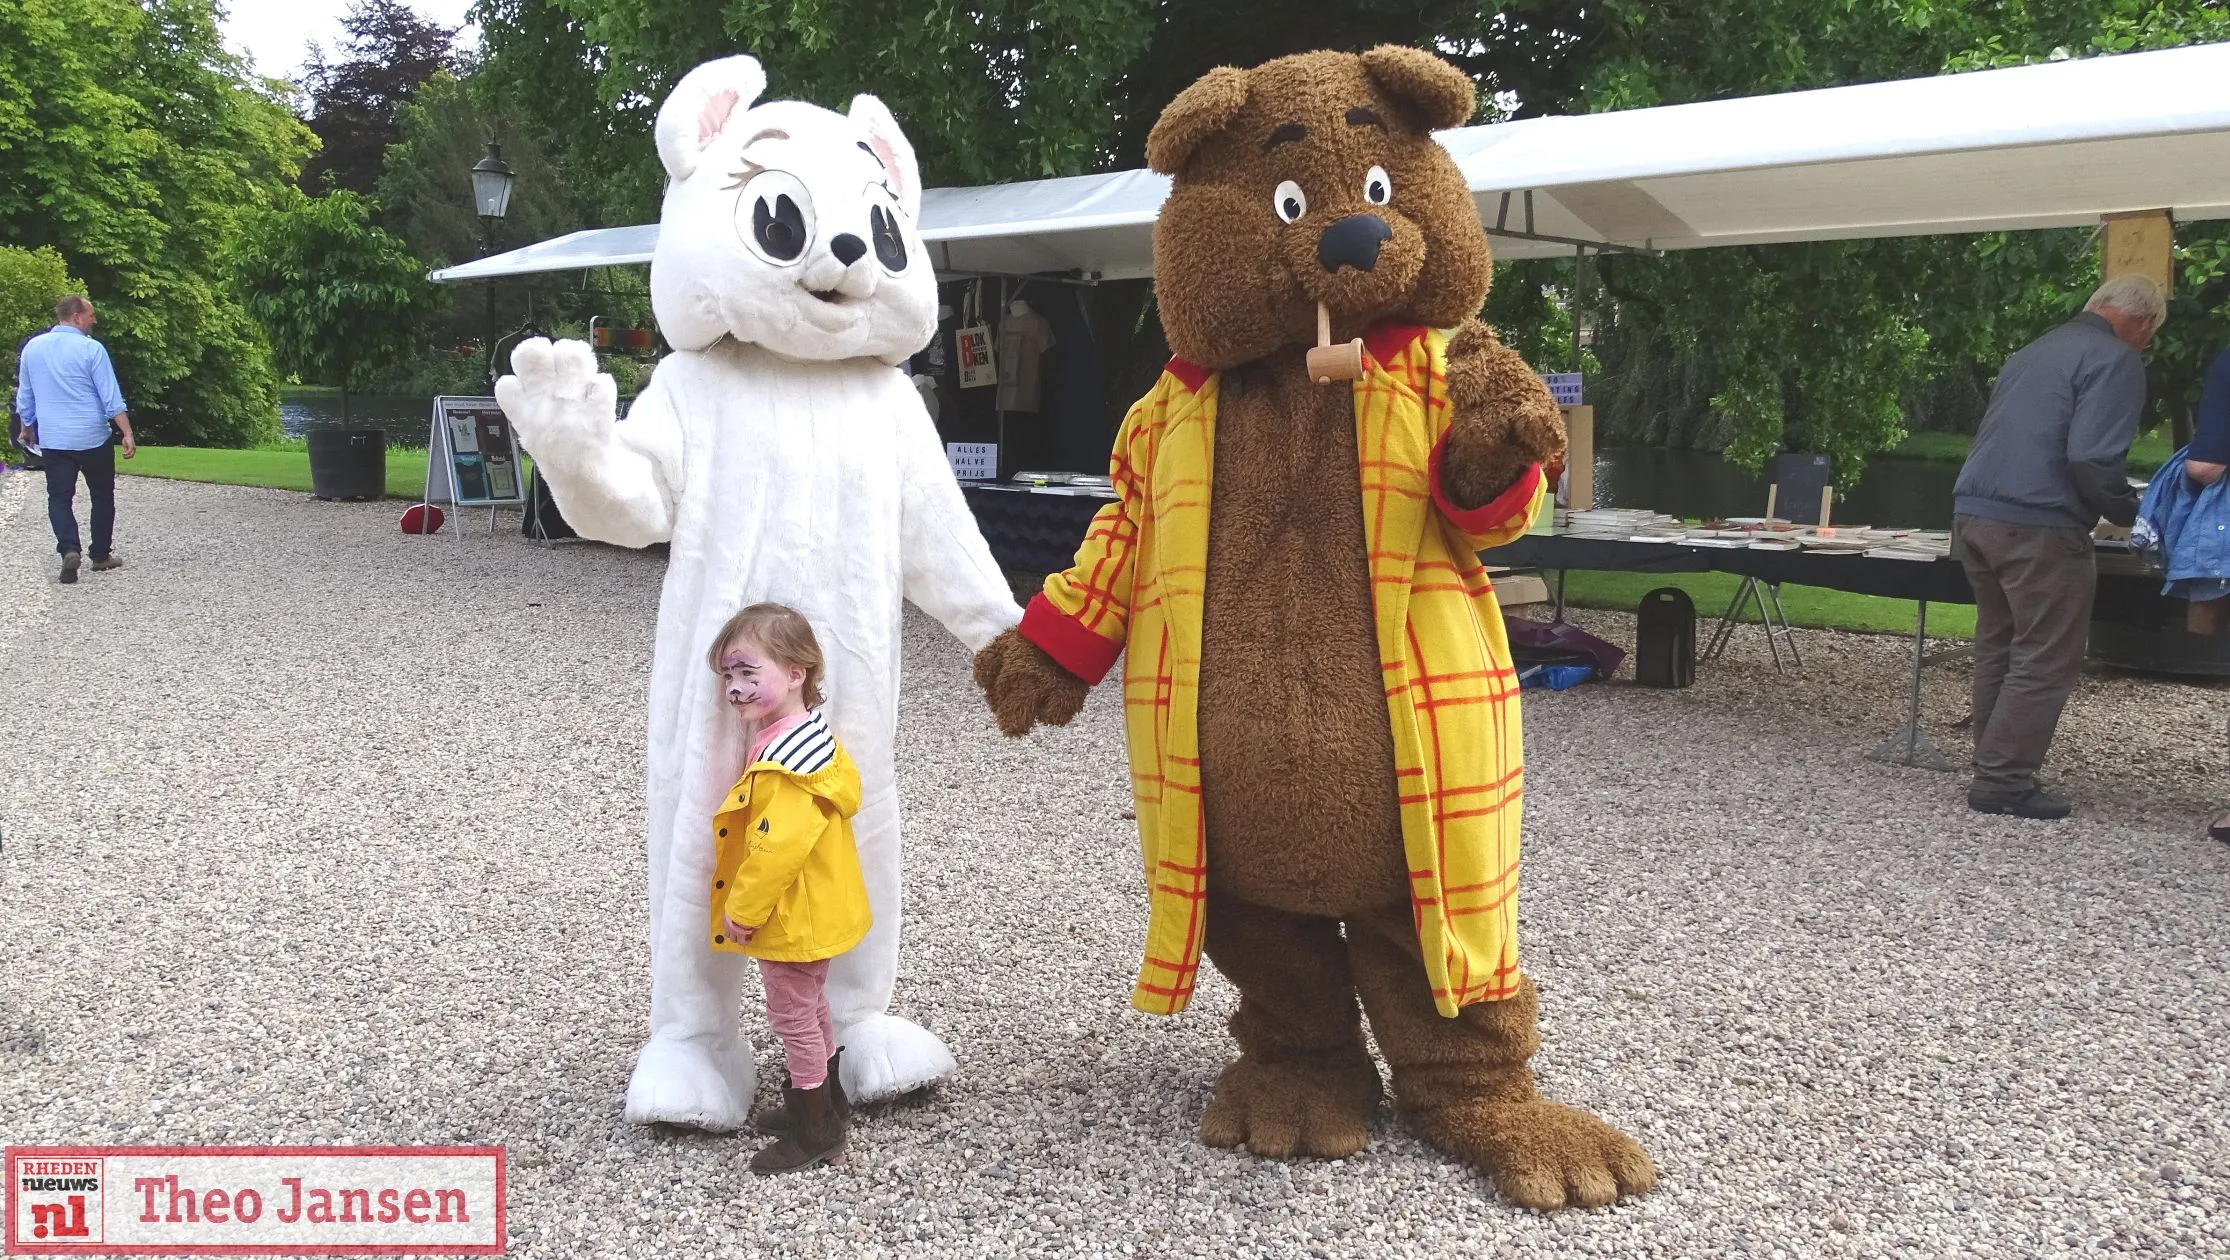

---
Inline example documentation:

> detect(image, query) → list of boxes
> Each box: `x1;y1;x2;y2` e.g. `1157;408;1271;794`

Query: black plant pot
307;429;387;501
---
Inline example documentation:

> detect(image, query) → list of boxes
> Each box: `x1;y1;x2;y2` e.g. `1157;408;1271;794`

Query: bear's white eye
1272;180;1307;224
1364;165;1392;206
736;170;816;266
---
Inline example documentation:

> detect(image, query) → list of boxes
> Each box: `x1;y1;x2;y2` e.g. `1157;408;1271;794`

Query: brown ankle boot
748;1080;845;1175
750;1050;850;1135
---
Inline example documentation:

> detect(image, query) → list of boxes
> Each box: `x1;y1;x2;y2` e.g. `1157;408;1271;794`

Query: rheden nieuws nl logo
5;1146;504;1255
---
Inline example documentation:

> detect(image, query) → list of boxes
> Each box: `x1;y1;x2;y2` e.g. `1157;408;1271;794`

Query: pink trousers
758;958;836;1088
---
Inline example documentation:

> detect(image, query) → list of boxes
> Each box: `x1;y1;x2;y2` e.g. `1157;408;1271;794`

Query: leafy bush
233;190;438;428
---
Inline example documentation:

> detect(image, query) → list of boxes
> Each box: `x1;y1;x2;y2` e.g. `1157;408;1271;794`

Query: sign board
1539;372;1584;406
424;397;526;507
946;442;998;480
2102;208;2173;296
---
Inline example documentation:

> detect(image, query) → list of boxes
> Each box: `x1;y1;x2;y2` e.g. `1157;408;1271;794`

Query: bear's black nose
830;233;868;266
1317;215;1391;273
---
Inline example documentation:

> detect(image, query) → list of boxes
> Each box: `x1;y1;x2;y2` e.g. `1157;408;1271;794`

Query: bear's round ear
1146;67;1251;176
655;55;769;183
850;93;922;219
1358;45;1475;131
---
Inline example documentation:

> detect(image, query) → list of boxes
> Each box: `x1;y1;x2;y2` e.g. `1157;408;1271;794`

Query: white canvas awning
428;40;2230;284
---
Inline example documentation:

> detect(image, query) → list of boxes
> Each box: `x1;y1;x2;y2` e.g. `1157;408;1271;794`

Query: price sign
946;442;998;480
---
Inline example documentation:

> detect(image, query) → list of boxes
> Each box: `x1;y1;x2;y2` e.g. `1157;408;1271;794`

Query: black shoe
59;550;80;584
749;1080;845;1175
751;1050;850;1136
1968;787;2072;820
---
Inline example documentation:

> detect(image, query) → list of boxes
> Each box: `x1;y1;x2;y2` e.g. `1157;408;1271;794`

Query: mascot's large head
1146;46;1492;371
650;55;935;366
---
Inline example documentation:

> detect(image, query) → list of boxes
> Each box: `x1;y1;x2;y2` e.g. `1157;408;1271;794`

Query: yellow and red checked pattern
1025;325;1546;1017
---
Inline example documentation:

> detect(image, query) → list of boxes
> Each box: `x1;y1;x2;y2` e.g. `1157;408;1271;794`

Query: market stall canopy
428;40;2230;284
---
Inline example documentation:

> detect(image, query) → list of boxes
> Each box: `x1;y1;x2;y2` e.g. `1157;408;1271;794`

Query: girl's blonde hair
706;603;827;709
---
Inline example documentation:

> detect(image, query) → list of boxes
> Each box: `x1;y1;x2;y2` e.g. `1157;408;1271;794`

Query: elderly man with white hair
1952;272;2167;820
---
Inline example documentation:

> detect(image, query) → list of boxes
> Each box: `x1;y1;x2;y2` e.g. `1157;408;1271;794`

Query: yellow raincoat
706;710;872;963
1018;324;1546;1018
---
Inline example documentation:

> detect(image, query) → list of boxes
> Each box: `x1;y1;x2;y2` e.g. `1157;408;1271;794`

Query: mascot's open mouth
808;289;846;304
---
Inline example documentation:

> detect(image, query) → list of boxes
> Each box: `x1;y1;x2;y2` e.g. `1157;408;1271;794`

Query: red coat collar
1165;322;1429;395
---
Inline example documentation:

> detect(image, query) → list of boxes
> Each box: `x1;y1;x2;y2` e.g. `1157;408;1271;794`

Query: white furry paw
623;1034;757;1131
836;1013;956;1103
493;337;617;470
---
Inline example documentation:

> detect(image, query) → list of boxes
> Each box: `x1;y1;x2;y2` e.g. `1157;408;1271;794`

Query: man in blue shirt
15;295;137;583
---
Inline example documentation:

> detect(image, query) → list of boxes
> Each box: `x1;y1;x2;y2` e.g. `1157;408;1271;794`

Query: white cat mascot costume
495;55;1020;1128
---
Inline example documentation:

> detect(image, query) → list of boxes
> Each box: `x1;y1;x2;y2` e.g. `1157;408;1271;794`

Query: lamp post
471;141;516;389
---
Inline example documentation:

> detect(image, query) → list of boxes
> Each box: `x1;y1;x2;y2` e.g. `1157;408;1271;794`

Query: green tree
1568;0;2230;477
1;245;83;461
376;74;576;271
303;0;462;195
233;190;437;427
0;0;314;447
1;246;82;386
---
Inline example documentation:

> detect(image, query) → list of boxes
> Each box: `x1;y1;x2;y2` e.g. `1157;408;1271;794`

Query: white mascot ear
850;93;922;219
655;55;768;183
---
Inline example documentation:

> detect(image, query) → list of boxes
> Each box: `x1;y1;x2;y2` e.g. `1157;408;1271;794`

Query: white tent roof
428;41;2230;284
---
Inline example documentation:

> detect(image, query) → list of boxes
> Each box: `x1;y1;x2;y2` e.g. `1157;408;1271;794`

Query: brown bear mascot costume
974;45;1656;1211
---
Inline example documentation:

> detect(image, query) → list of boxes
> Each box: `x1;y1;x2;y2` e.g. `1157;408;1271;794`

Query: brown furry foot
1200;1051;1381;1160
1410;1097;1656;1211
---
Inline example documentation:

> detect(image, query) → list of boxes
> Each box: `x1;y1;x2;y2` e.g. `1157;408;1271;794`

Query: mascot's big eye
1364;165;1392;205
736;170;816;265
870;203;909;273
1272;180;1307;224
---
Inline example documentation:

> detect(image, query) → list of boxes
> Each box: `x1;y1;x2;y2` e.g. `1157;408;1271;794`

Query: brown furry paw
972;628;1089;737
1199;1053;1382;1160
1411;1098;1655;1210
1440;321;1566;510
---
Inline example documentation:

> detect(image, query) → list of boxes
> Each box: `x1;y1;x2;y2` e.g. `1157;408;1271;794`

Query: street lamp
472;141;515;389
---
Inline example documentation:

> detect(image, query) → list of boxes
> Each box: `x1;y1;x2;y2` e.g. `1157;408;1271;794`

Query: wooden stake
1305;302;1365;385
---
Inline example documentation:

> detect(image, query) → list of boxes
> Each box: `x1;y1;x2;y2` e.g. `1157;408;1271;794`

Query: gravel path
3;473;2227;1258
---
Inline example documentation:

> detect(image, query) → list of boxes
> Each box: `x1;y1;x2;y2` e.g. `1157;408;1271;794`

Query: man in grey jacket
1953;273;2165;820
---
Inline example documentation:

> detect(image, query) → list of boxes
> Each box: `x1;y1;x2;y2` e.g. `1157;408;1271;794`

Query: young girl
705;603;870;1174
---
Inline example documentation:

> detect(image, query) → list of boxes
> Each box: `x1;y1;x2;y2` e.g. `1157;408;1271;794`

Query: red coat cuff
1020;594;1121;685
1430;440;1543;535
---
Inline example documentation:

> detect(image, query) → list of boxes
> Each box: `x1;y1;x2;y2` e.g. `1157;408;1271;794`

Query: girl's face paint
720;636;808;725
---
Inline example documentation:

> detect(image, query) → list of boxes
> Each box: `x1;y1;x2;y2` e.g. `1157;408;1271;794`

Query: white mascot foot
623;1035;757;1131
837;1013;957;1103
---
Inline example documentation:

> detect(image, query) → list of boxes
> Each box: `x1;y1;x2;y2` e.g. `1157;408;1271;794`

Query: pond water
1590;446;1962;529
279;394;439;440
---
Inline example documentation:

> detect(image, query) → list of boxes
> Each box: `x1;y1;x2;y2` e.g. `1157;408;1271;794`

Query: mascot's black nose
830;233;868;266
1317;215;1391;273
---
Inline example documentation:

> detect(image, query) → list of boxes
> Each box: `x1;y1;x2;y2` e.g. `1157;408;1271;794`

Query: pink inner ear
698;90;739;147
866;133;906;201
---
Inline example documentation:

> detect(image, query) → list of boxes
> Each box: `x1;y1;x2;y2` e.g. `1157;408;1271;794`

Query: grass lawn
1556;569;1975;638
124;444;435;501
1891;428;2175;474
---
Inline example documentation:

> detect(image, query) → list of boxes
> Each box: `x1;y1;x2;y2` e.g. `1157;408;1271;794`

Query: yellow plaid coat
1018;324;1547;1018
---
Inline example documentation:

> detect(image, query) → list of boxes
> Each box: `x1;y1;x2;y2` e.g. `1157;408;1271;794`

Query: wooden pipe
1306;303;1365;385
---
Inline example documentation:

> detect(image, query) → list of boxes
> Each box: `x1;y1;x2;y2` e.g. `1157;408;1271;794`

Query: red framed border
6;1146;506;1256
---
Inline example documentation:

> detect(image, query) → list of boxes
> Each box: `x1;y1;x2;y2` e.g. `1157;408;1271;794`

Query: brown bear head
1146;46;1493;371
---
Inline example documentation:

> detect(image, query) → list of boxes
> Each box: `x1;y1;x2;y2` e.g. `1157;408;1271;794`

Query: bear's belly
1196;349;1409;918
